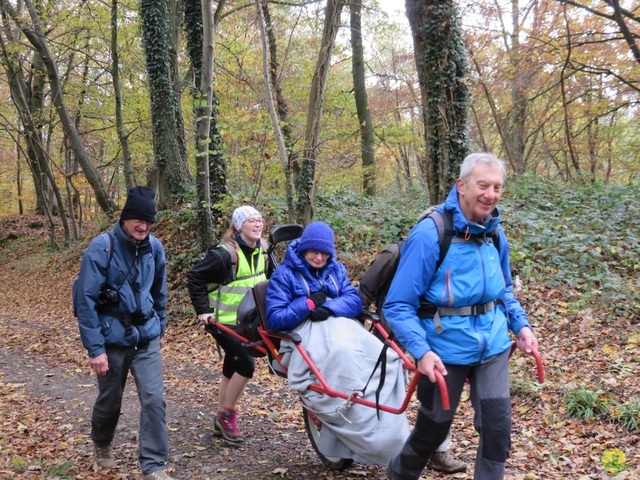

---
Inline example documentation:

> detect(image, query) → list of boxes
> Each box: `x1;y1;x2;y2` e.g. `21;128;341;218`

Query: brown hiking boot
93;443;115;469
427;451;468;474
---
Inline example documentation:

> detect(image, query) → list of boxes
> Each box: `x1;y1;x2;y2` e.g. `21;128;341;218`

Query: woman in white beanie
187;206;267;443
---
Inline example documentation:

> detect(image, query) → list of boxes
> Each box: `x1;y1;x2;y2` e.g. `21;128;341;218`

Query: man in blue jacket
75;186;175;480
384;153;538;480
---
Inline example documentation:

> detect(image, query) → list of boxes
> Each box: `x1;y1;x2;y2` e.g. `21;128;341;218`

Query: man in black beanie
74;186;175;479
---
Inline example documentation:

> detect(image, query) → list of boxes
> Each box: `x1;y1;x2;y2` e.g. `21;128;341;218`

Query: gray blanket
279;317;410;465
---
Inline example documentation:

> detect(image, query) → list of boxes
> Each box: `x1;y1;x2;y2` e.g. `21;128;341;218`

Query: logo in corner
602;448;627;477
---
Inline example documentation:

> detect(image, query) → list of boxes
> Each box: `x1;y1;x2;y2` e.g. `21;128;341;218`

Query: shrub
614;396;640;432
564;389;608;420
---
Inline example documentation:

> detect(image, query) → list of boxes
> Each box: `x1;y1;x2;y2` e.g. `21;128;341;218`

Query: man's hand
89;353;109;376
417;351;447;383
198;313;213;325
516;326;538;355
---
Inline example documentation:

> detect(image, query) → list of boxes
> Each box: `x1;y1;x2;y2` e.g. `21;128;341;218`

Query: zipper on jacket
133;327;139;349
133;244;141;313
478;242;488;300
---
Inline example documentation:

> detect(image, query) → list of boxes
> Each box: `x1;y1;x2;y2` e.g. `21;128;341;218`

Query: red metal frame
207;319;545;416
209;319;449;412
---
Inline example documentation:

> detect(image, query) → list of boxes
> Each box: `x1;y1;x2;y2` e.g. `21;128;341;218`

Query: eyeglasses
306;250;330;259
246;217;264;225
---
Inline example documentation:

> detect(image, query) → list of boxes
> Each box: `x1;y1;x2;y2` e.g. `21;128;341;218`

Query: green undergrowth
154;177;639;321
310;178;640;320
3;177;637;322
563;388;639;433
501;177;639;319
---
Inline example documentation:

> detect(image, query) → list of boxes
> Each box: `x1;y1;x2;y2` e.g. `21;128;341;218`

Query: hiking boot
93;443;115;469
427;451;468;474
142;469;175;480
386;464;400;480
214;408;244;443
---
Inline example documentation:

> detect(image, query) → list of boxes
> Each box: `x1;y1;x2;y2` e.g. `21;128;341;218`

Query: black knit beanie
120;186;157;223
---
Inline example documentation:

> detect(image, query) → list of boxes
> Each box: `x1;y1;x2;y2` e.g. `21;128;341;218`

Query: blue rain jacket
383;184;531;365
75;221;167;357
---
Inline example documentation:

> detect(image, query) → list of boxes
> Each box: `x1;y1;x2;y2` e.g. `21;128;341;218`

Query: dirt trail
0;313;396;480
2;215;638;480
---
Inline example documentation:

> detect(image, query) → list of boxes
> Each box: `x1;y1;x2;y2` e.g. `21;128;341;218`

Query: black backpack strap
358;342;388;420
104;232;115;276
224;243;238;283
426;210;454;272
490;229;501;254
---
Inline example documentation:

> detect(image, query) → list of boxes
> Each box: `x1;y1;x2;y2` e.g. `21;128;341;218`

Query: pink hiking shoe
214;408;244;443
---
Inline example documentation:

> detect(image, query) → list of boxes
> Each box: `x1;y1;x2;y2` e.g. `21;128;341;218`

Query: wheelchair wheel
302;406;353;471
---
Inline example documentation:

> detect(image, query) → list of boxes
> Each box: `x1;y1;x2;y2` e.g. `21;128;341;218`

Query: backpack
359;208;501;316
235;280;270;357
72;232;114;318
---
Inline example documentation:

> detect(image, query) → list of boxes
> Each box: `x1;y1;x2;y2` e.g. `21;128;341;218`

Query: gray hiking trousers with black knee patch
388;348;511;480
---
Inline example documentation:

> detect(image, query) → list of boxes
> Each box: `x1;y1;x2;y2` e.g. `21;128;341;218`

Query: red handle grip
531;347;545;383
510;342;545;383
434;369;450;410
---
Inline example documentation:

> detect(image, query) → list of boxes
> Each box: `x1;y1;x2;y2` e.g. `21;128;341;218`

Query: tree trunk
507;0;526;174
405;0;470;204
111;0;135;192
183;0;229;249
350;0;376;196
261;0;296;222
0;23;47;216
1;0;117;217
296;0;345;223
559;3;582;182
140;0;193;209
16;146;24;215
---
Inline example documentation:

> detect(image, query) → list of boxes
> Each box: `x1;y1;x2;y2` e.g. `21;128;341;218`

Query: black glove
309;306;332;322
309;290;327;308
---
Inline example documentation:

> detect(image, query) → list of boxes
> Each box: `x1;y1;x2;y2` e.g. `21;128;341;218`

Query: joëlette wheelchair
208;224;544;470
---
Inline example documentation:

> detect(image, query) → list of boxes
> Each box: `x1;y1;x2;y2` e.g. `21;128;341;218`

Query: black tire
302;406;353;471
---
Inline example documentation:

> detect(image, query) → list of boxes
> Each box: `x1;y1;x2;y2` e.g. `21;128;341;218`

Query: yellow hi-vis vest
208;243;267;326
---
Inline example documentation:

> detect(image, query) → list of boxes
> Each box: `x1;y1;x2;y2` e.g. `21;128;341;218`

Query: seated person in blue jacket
265;221;411;466
265;221;362;330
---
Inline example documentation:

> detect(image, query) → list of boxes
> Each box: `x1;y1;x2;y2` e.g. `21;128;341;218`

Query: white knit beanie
232;205;261;230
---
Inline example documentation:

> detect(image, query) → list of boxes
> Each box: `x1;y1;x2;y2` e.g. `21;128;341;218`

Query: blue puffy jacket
266;238;362;331
75;221;167;357
383;184;531;365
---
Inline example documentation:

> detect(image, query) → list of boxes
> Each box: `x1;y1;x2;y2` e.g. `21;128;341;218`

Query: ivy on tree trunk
406;0;470;204
140;0;193;209
350;0;376;196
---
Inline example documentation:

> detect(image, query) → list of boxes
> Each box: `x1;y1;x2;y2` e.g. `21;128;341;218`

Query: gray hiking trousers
91;338;168;475
389;348;512;480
